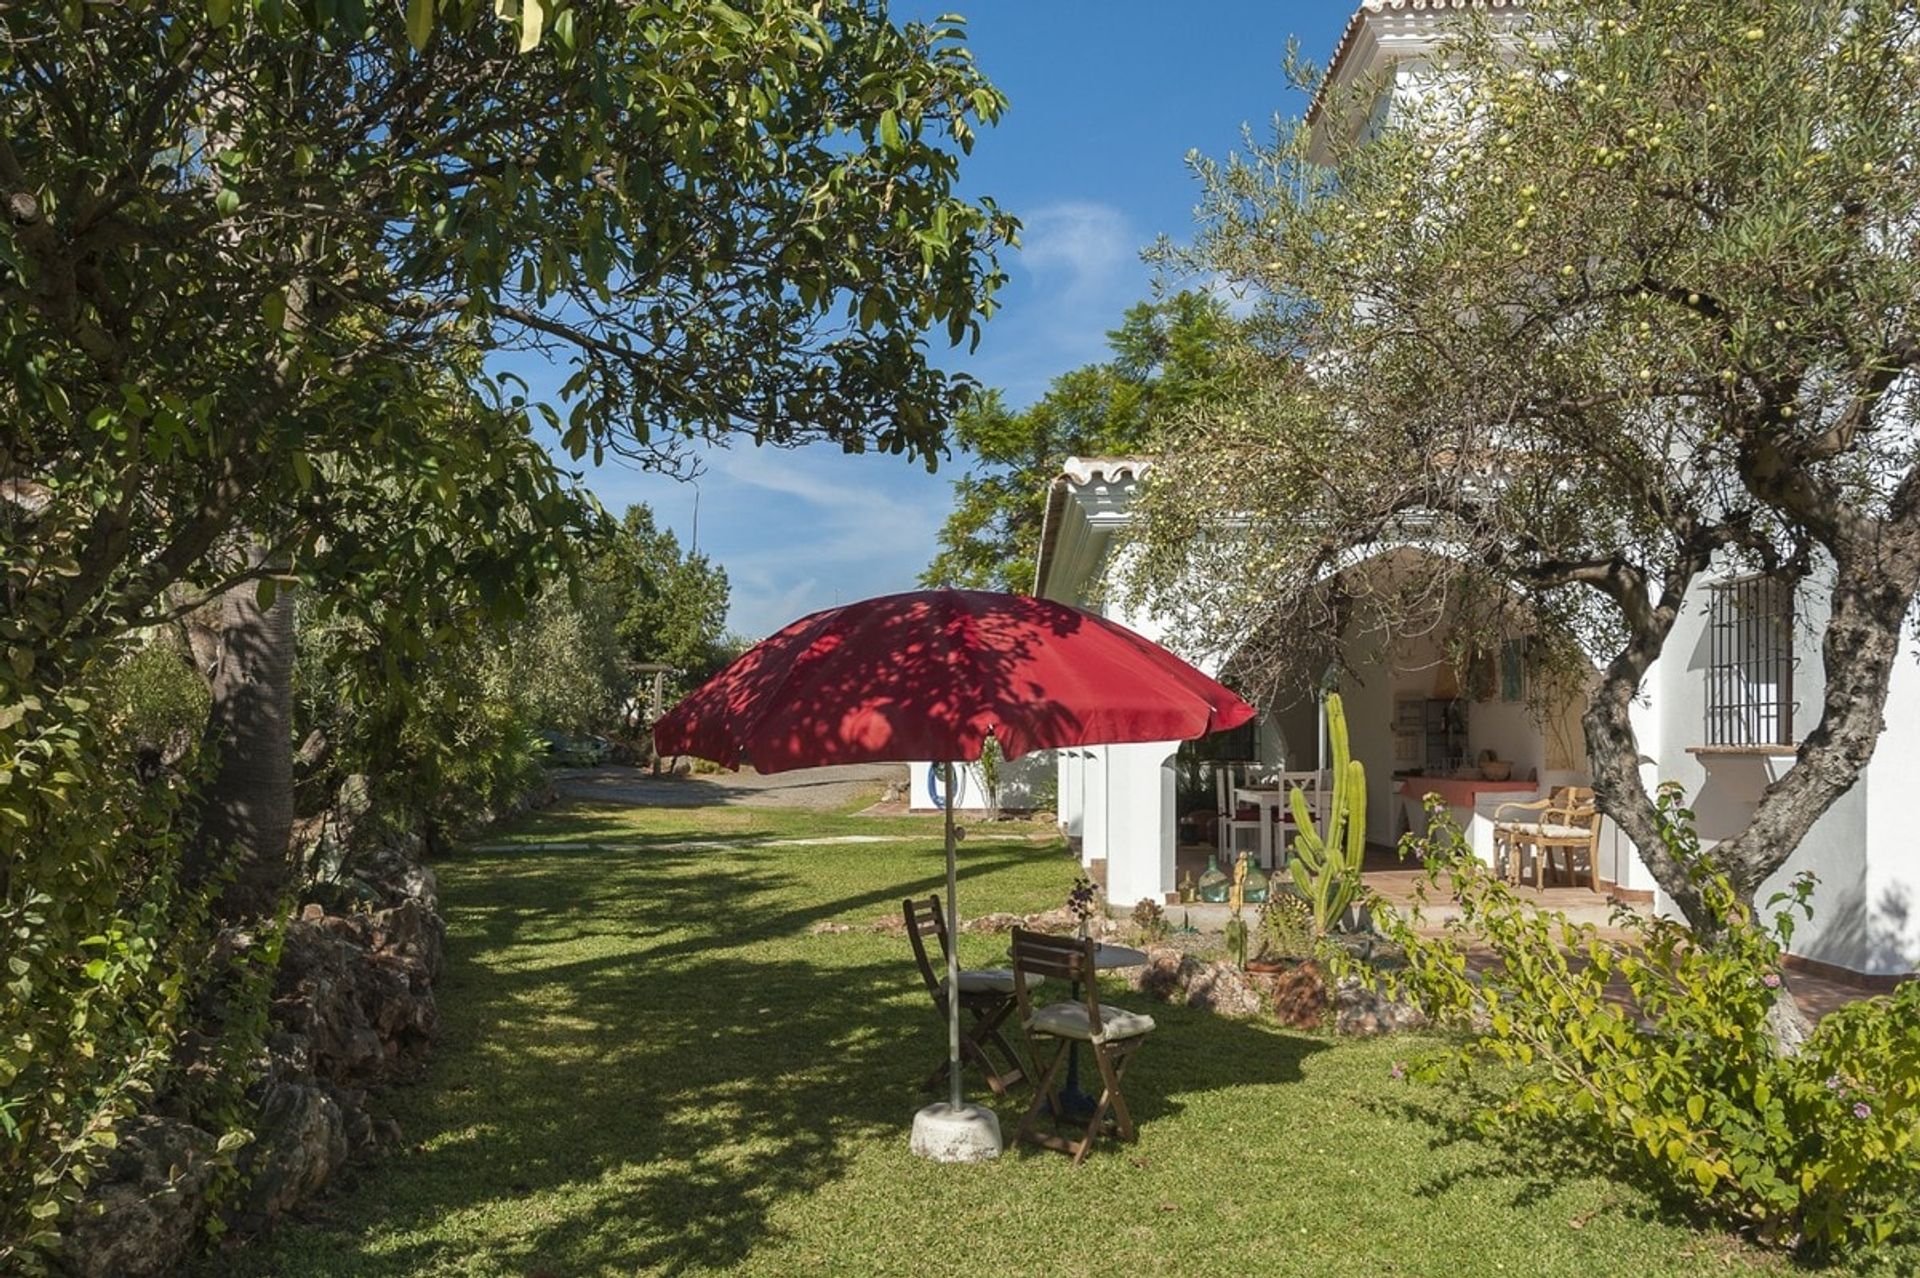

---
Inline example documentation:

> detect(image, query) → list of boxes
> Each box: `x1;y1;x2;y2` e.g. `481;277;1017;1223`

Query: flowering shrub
1130;898;1169;944
1374;785;1920;1255
1065;876;1097;931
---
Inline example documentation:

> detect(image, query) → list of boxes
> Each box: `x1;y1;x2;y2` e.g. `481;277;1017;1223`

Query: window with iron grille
1705;575;1795;747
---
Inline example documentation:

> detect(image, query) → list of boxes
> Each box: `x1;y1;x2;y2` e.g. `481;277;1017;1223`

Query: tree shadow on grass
1353;1086;1876;1269
988;996;1331;1167
453;832;1046;967
1356;1084;1617;1212
197;812;1327;1277
188;820;1034;1268
352;950;949;1276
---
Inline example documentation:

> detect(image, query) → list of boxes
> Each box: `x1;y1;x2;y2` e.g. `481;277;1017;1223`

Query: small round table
1056;941;1148;1119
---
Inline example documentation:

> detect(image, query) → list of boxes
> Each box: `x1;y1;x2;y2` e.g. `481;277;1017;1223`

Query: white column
1100;740;1182;907
1081;746;1109;871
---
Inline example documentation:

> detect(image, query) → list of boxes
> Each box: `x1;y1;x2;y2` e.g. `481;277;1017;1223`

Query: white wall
905;752;1053;814
1336;625;1401;846
1076;547;1194;903
1057;748;1085;838
1081;746;1109;872
1864;654;1920;976
1086;740;1183;908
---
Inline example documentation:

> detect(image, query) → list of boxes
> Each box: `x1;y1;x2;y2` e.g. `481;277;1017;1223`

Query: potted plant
1131;898;1170;946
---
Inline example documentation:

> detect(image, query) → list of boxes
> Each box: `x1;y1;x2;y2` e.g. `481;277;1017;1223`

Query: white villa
1034;1;1920;986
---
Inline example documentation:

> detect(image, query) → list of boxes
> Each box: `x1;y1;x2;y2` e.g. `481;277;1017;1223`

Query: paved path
550;762;906;811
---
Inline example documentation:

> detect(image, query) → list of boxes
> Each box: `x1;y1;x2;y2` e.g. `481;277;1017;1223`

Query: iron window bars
1705;575;1796;748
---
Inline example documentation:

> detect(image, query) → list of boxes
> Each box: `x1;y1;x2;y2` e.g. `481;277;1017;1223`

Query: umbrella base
910;1102;1002;1163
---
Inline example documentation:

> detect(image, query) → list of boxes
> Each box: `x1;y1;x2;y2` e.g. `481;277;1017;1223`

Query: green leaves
406;0;435;52
3;6;1012;1247
923;293;1237;592
0;675;212;1264
1373;787;1920;1255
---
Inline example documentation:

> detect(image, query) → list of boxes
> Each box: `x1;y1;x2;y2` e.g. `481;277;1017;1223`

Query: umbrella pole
908;760;1001;1162
944;761;963;1111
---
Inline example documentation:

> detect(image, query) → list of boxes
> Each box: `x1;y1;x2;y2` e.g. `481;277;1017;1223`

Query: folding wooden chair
1272;769;1329;870
1008;926;1156;1166
902;895;1027;1098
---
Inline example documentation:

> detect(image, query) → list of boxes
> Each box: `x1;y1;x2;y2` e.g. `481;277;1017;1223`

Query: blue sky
548;2;1351;638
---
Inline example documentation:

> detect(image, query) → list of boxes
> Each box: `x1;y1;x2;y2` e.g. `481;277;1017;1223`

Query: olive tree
1131;0;1920;929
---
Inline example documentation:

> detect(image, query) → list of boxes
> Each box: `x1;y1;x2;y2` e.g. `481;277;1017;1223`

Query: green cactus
1224;914;1249;968
1287;691;1369;935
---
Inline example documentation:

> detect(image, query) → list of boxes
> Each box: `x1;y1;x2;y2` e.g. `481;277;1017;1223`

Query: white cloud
1017;201;1137;300
696;445;951;637
952;199;1153;405
1201;269;1260;320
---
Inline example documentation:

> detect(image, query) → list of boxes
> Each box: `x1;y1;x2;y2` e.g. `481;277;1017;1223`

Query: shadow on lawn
1361;1086;1612;1210
460;801;965;852
455;826;1049;961
207;818;1319;1277
1018;995;1330;1146
1357;1088;1787;1259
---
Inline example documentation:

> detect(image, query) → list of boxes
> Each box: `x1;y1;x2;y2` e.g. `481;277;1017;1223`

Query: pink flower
1762;972;1782;989
1853;1102;1872;1120
1389;1061;1406;1081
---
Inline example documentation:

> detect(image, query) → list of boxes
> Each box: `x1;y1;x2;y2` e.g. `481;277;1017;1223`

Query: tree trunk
1709;546;1919;903
1577;562;1715;927
190;544;296;920
1576;542;1918;1057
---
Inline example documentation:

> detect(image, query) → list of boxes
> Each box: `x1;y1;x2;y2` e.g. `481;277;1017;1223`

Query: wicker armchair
1493;786;1602;891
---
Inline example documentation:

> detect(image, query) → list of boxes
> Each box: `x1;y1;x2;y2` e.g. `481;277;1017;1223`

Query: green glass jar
1196;856;1230;903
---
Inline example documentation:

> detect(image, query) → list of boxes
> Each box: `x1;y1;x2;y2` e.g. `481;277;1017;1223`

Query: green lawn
190;795;1907;1277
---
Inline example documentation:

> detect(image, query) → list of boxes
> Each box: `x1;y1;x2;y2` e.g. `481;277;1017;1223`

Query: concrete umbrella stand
909;762;1002;1162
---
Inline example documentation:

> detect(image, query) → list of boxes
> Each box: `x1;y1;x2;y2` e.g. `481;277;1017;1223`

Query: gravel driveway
550;762;906;811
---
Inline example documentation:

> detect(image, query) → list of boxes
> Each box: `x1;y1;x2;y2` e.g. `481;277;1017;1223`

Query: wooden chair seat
942;968;1042;996
1027;1001;1155;1043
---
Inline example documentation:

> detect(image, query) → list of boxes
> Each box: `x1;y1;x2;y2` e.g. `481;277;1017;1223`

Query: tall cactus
1288;691;1369;934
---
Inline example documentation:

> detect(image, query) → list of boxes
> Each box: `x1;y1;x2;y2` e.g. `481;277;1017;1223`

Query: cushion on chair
1027;1001;1155;1043
941;968;1039;995
1497;821;1593;839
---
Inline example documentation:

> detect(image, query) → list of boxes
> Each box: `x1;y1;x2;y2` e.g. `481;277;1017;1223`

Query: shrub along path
192;793;1907;1277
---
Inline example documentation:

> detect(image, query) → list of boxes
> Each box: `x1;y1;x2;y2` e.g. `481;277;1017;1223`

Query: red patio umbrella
651;589;1255;1159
